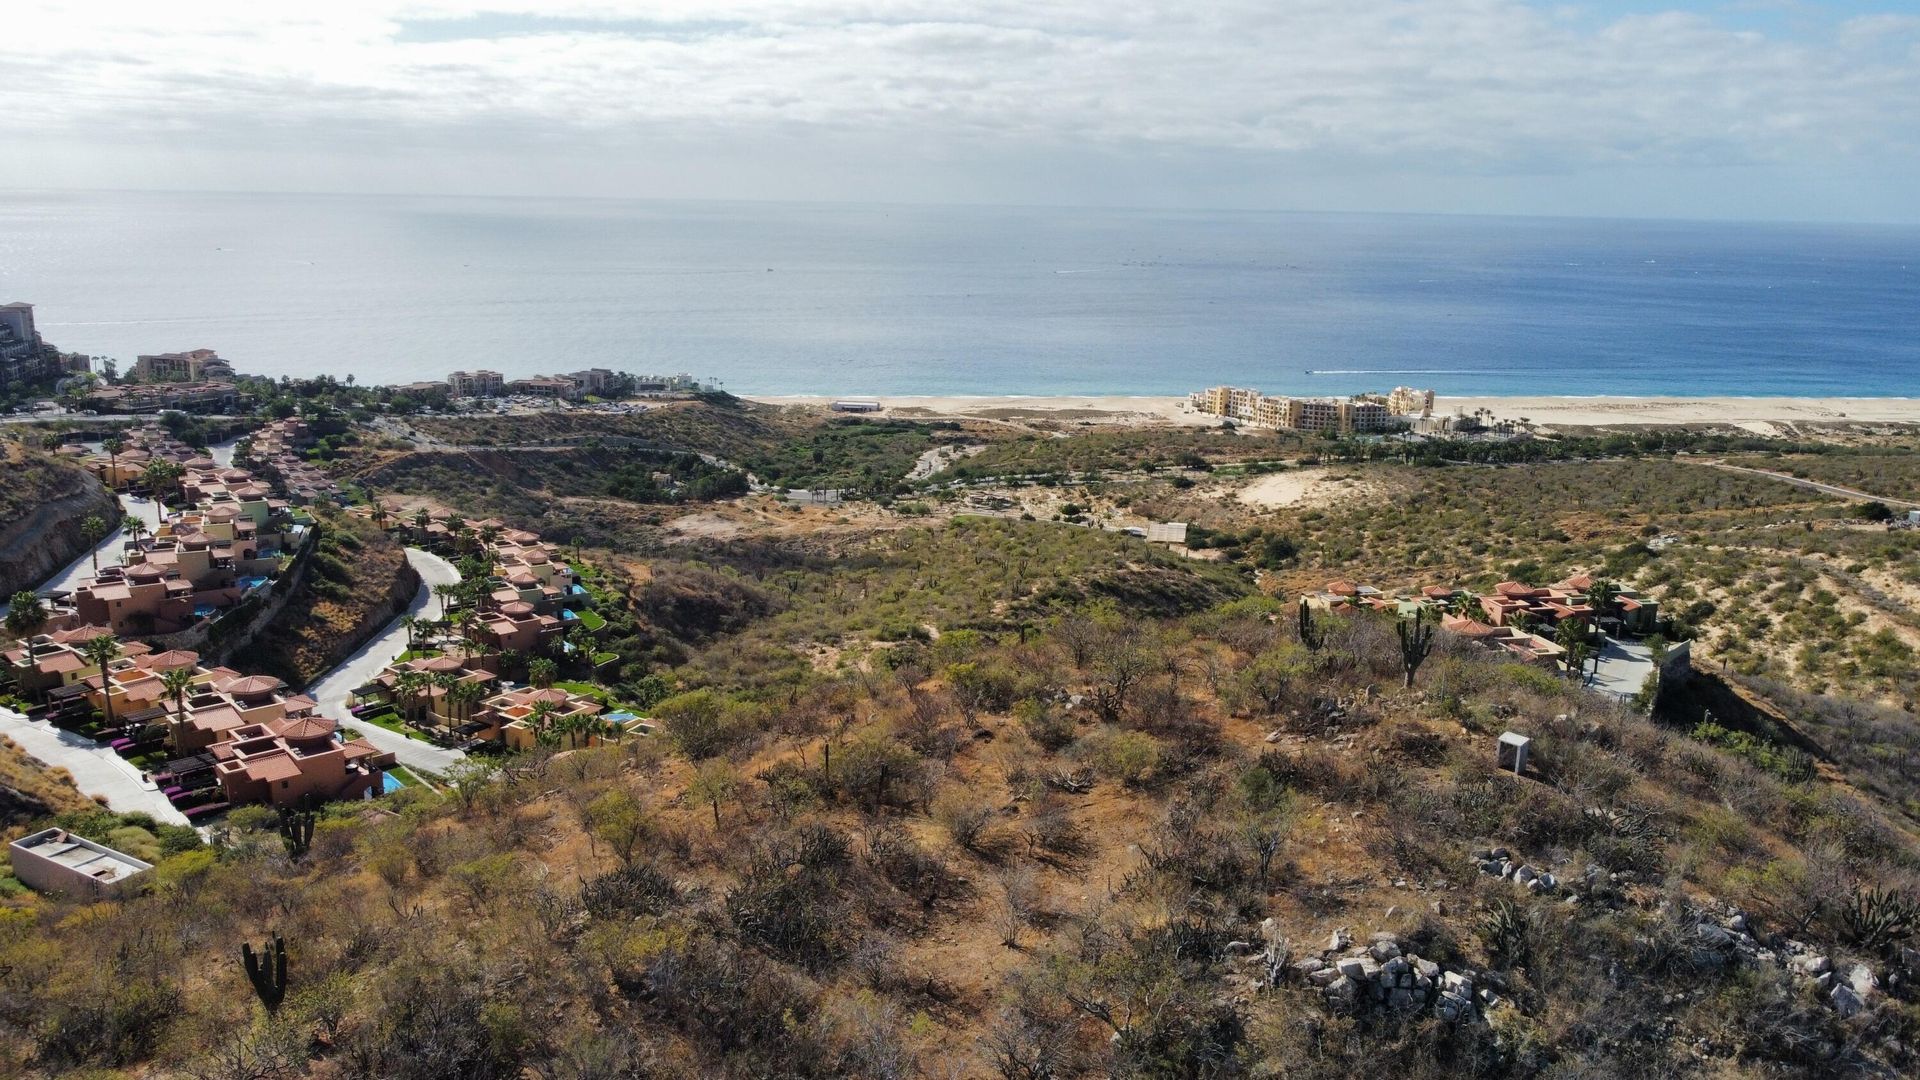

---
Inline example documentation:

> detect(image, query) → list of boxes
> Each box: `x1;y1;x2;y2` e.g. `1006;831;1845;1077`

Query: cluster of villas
4;628;394;817
239;417;345;504
1302;573;1658;670
59;422;208;492
71;462;300;637
346;651;648;751
382;506;600;656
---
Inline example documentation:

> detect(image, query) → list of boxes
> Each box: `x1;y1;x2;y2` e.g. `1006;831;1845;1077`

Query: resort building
1386;386;1436;417
132;349;233;382
1440;614;1568;666
8;829;152;897
350;654;500;738
1301;573;1660;671
508;375;581;399
486;685;624;751
209;714;391;807
1193;386;1398;433
4;625;151;702
567;368;617;395
448;369;506;397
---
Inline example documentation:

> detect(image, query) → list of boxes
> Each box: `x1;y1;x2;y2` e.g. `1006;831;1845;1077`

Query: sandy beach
749;394;1919;431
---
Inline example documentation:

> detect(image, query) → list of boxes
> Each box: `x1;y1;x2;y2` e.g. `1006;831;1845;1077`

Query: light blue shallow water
2;189;1915;398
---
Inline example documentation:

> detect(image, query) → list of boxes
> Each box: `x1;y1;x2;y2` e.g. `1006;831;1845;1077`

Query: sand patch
1235;468;1370;509
667;512;746;539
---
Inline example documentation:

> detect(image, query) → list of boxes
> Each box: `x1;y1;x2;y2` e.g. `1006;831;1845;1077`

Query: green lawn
553;680;609;703
576;610;607;631
354;710;432;742
385;765;420;789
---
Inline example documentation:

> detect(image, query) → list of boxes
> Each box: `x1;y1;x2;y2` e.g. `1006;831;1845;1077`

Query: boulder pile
1290;929;1495;1023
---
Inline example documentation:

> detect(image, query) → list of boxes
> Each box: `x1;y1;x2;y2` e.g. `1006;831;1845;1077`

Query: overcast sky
6;1;1919;221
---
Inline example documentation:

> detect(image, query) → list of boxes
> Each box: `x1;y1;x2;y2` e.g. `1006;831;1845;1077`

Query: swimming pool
381;772;403;794
604;710;637;723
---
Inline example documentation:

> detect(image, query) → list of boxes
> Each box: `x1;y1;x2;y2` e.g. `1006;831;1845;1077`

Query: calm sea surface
1;190;1914;398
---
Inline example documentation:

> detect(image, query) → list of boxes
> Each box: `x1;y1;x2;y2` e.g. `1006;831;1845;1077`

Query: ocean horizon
2;189;1915;399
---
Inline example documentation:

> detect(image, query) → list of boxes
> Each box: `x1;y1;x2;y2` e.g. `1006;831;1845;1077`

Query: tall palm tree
121;513;147;562
399;615;422;653
81;634;121;731
527;656;557;689
83;516;108;574
477;524;502;552
433;583;456;620
158;666;197;749
101;436;125;489
6;591;47;637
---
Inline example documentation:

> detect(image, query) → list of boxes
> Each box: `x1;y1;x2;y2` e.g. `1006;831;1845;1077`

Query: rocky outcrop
0;466;119;598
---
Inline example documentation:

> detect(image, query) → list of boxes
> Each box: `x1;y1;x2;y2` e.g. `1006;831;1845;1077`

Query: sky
5;1;1920;222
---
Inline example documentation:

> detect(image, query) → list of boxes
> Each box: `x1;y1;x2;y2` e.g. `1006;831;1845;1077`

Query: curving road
303;547;468;776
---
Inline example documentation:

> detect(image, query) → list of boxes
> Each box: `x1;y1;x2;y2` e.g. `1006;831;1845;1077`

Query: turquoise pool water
381;772;403;794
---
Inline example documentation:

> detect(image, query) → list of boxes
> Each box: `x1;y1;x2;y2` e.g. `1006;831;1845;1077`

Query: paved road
0;705;189;823
0;492;168;620
303;548;468;776
1588;637;1657;700
1702;461;1920;509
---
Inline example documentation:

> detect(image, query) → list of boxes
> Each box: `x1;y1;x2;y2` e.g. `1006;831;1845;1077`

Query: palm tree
399;615;422;653
447;679;487;726
411;508;431;536
6;591;47;637
369;500;390;530
121;513;147;561
569;711;610;749
101;436;125;489
458;605;483;645
527;700;560;748
393;670;428;722
432;583;457;620
81;634;121;731
143;460;184;504
159;666;197;749
83;515;108;573
528;656;557;689
1590;579;1620;619
1556;619;1591;682
477;524;501;552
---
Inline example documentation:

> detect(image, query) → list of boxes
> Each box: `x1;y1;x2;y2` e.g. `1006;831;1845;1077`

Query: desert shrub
1017;698;1077;752
1082;729;1162;788
653;688;751;760
580;862;684;921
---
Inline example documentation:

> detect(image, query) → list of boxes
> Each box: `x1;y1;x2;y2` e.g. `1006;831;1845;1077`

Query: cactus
1480;899;1531;970
1840;885;1918;952
1297;599;1323;650
241;934;289;1014
278;808;316;859
1398;611;1437;688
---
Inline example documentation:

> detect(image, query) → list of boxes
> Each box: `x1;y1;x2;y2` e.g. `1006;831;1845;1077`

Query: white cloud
4;1;1918;215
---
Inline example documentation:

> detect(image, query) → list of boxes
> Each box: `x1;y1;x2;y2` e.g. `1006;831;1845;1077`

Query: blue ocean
1;189;1914;397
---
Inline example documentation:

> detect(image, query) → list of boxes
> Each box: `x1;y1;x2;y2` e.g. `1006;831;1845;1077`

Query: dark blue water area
2;190;1913;397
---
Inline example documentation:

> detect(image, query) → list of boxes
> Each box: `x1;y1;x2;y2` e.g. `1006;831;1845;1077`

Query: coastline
747;394;1920;431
